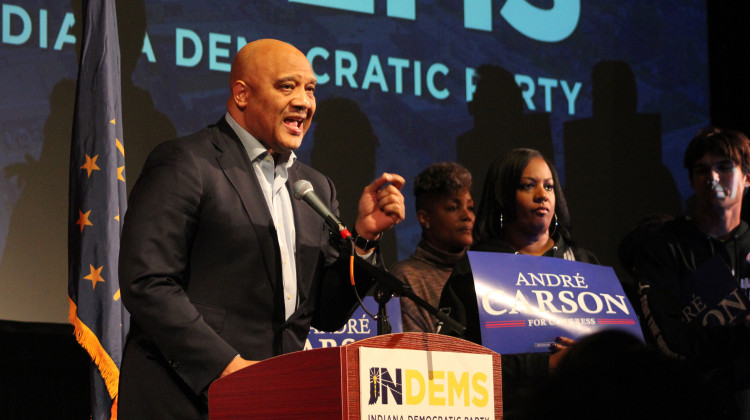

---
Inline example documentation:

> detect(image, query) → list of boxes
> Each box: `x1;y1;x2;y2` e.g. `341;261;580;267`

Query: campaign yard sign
680;253;750;326
468;252;643;354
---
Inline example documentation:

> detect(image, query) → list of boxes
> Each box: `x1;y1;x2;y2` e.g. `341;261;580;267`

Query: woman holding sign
438;148;598;417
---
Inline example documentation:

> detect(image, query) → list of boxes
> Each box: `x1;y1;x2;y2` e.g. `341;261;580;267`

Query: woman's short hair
473;148;572;243
684;126;750;179
413;162;472;212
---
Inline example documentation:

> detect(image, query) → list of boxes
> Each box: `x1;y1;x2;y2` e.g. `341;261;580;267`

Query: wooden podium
208;332;502;419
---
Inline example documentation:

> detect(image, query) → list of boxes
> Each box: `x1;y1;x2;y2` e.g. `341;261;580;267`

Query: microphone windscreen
293;179;313;199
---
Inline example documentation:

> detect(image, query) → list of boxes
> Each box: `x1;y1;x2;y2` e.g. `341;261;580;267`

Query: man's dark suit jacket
118;118;373;419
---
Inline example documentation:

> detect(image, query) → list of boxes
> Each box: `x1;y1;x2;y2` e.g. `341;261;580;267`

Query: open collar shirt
225;112;298;320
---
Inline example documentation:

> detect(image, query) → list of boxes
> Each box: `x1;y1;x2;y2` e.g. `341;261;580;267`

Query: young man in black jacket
635;126;750;419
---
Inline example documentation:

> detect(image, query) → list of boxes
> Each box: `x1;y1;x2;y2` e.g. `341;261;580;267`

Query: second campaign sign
468;251;643;354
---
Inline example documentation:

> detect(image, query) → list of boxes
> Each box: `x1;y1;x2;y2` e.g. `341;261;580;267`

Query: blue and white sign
469;251;643;354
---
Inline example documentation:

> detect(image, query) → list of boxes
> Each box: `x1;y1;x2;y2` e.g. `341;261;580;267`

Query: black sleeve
573;246;600;265
311;248;378;331
311;175;378;331
120;140;238;396
634;231;750;369
438;254;482;343
500;352;550;417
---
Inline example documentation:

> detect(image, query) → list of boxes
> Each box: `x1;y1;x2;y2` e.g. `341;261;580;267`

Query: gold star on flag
83;264;105;289
76;210;93;232
115;208;120;222
81;154;100;177
116;138;125;156
117;166;125;182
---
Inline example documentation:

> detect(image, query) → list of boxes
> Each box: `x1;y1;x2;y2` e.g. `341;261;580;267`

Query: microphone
293;179;352;240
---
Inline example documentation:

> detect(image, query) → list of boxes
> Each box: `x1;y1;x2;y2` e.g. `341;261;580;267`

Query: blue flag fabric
68;0;129;418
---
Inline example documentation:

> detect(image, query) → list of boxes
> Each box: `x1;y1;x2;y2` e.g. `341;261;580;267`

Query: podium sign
468;251;643;354
359;347;494;420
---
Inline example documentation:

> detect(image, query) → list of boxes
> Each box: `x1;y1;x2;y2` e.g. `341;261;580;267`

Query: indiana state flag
68;0;130;419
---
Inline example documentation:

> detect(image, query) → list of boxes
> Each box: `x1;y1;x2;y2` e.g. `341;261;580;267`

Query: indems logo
368;367;489;407
368;367;402;405
359;347;495;419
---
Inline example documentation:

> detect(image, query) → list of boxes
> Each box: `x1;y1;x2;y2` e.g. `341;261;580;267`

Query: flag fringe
68;297;120;401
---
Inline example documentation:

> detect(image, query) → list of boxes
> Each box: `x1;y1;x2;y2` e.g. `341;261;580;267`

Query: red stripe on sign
485;321;526;328
597;319;635;324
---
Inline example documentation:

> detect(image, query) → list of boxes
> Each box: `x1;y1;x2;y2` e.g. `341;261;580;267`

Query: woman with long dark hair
439;148;598;418
473;148;579;256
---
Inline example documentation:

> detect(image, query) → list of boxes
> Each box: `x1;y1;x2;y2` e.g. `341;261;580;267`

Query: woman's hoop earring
499;212;504;231
550;213;558;236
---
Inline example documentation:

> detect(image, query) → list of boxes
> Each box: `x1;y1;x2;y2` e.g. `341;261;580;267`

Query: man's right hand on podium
221;355;258;378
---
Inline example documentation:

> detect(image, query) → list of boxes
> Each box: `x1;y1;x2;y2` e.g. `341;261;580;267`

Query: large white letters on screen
288;0;415;19
308;47;450;100
2;4;31;45
2;5;76;50
291;0;580;41
176;28;202;67
465;68;582;115
500;0;580;42
289;0;374;14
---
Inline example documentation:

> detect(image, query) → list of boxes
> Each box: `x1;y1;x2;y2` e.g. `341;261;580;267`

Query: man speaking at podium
117;39;405;419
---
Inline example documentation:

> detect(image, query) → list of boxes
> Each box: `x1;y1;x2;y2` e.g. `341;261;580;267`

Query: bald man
118;39;405;419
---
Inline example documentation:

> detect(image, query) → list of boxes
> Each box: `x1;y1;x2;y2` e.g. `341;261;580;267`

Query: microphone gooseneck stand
334;234;466;337
291;180;465;337
374;287;392;335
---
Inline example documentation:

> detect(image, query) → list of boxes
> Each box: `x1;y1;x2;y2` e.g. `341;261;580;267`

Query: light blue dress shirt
225;113;298;320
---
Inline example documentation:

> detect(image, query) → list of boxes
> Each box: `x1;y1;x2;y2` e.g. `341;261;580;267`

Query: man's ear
417;209;429;229
232;80;249;109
